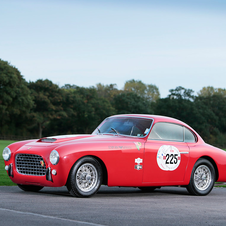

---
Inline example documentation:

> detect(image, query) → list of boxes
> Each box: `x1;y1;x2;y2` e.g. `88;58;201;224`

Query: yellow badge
134;142;142;151
40;161;45;167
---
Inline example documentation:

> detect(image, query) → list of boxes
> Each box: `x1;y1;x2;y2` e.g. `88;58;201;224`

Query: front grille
16;154;46;176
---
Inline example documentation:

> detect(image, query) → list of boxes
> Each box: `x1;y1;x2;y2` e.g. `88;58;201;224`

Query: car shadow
96;186;190;197
24;185;190;198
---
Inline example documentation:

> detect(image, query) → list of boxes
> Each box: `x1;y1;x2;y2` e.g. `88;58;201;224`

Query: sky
1;0;226;97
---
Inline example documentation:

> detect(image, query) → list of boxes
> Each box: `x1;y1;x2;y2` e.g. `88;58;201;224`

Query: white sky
1;0;226;97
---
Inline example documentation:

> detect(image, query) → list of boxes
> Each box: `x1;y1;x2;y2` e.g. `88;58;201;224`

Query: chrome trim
147;121;197;143
95;115;154;139
180;152;189;154
7;163;13;177
16;154;46;176
194;165;212;191
46;167;52;182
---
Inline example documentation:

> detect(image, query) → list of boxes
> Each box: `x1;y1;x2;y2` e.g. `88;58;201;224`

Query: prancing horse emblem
40;161;45;167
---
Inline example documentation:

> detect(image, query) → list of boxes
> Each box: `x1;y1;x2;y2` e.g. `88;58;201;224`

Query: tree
124;79;160;102
196;93;226;142
0;59;34;136
69;86;116;133
46;86;116;135
198;87;226;146
28;79;66;138
153;86;218;144
113;92;152;114
95;83;119;102
198;86;226;97
168;86;195;101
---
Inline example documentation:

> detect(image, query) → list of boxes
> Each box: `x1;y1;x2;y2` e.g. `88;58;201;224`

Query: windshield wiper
110;127;119;135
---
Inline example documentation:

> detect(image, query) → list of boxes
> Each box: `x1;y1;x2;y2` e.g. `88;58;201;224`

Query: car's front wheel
186;158;215;196
17;184;43;192
67;157;103;198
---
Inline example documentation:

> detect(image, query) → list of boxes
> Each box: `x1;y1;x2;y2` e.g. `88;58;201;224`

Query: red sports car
2;114;226;197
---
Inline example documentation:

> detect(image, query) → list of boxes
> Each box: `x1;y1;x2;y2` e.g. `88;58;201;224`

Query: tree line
1;59;226;148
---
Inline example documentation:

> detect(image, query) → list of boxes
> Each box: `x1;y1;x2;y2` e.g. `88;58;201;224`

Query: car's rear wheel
138;186;160;192
67;157;102;198
17;184;43;192
186;158;215;196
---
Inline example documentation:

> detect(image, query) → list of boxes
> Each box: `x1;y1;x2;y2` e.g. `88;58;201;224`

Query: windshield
93;117;153;137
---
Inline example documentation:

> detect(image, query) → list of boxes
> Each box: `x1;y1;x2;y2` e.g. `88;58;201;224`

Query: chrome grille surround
16;154;46;176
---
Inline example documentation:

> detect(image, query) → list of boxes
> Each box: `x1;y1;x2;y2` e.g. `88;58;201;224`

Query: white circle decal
157;145;181;171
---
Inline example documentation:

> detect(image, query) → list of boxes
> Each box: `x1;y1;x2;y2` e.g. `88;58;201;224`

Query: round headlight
50;150;59;165
2;147;11;161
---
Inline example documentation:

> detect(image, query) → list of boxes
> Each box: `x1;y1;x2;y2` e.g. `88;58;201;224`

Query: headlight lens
50;150;59;165
2;147;11;161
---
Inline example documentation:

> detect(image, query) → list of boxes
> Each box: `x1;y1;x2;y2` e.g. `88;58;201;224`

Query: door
143;122;190;184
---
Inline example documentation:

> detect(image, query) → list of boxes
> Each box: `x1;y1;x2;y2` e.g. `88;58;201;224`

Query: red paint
3;114;226;190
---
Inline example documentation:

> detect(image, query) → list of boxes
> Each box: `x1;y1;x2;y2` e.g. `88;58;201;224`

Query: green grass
214;182;226;187
0;140;17;186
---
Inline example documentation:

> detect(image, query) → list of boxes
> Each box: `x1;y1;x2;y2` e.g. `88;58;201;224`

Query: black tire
138;186;160;192
67;157;103;198
186;158;215;196
17;184;43;192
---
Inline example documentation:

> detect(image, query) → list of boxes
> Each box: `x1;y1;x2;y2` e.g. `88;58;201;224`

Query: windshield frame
92;116;154;139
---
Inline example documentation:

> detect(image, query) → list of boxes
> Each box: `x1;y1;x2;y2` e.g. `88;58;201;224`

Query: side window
184;127;196;143
148;123;183;142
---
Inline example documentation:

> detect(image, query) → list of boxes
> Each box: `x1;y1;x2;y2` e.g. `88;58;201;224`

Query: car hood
11;134;145;157
23;134;143;148
23;135;94;147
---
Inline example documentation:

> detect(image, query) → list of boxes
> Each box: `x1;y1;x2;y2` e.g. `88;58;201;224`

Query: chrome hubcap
194;165;211;191
76;163;98;192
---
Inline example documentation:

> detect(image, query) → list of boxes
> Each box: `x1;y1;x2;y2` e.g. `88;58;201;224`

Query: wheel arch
198;156;219;181
91;155;108;185
66;155;108;186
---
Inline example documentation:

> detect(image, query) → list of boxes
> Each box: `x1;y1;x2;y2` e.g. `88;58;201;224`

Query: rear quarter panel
184;143;226;184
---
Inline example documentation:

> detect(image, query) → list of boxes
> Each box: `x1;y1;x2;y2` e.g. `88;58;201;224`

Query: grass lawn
0;140;17;186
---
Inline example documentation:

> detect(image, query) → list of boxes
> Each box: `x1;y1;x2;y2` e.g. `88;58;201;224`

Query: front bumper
4;154;71;187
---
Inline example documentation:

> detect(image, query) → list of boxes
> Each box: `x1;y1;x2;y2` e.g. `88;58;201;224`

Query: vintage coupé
3;114;226;197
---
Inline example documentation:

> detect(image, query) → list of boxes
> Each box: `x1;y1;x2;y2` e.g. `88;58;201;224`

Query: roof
110;114;184;124
109;114;197;133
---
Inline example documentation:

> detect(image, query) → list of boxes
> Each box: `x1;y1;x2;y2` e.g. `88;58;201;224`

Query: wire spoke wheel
186;158;215;196
194;165;211;191
67;157;102;198
76;163;98;192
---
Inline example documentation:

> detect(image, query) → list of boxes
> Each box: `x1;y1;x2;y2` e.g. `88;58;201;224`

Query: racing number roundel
157;145;181;171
